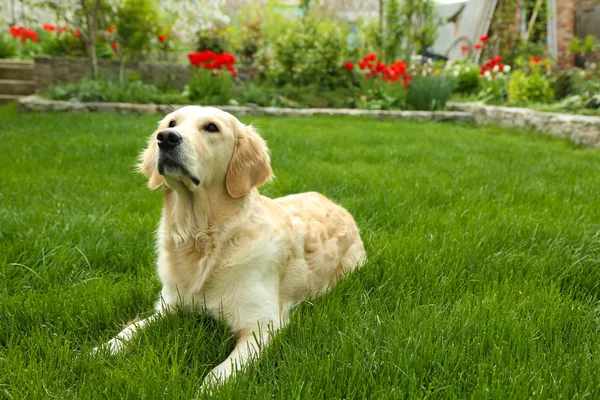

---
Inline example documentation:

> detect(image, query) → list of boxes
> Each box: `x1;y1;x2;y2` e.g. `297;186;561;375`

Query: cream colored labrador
95;106;366;386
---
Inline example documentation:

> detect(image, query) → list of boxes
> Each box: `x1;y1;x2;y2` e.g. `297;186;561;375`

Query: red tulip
73;29;81;36
111;42;118;50
475;43;482;50
344;61;354;71
43;24;56;32
158;35;165;43
480;34;489;43
107;26;116;33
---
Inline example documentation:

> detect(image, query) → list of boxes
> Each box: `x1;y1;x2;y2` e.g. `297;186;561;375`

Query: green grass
2;104;600;398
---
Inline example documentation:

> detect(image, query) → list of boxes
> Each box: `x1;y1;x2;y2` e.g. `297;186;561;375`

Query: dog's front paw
201;362;233;389
92;338;124;356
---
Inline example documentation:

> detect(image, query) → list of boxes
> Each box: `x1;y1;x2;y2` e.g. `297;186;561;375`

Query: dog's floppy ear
226;124;273;198
138;133;164;190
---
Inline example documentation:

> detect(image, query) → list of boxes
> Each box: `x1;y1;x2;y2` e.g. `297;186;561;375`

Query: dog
95;106;366;386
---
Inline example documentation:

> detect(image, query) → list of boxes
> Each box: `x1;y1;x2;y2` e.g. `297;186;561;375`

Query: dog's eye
168;120;176;128
205;123;219;133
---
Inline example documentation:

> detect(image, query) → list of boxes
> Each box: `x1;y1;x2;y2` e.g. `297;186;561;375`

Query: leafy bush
39;31;86;58
196;27;230;53
239;83;277;106
44;79;185;104
448;62;480;95
0;33;17;58
477;74;510;104
116;0;162;61
553;69;576;100
406;75;455;110
269;17;351;88
234;19;262;66
507;59;554;104
184;69;234;105
349;78;408;110
508;70;554;104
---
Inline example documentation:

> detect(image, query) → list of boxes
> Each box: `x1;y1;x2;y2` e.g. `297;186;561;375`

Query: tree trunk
81;0;100;80
86;41;98;79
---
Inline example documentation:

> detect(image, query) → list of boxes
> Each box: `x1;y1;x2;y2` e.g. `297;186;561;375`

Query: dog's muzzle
157;129;182;151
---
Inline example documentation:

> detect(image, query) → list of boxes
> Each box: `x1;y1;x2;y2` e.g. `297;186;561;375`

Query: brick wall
34;56;254;92
557;0;576;68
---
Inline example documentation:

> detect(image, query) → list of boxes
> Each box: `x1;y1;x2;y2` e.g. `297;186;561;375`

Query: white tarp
432;0;497;61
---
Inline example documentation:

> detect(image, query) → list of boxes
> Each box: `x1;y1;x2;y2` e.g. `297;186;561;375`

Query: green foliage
448;62;480;95
44;78;185;104
195;27;230;53
239;83;278;106
236;20;263;66
477;75;510;104
39;31;87;58
383;0;404;63
116;0;161;60
347;78;407;110
553;69;576;100
406;75;455;110
275;84;352;109
380;0;441;62
569;35;599;55
269;17;351;88
0;33;17;58
508;68;555;104
184;68;234;105
14;37;44;60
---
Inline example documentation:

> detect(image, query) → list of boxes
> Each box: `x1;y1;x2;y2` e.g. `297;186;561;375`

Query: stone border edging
447;102;600;148
16;95;473;123
15;96;600;148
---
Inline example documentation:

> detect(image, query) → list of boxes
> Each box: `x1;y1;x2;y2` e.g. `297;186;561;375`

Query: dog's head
139;106;273;198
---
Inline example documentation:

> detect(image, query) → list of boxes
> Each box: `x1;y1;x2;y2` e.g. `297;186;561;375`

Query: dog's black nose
157;129;182;150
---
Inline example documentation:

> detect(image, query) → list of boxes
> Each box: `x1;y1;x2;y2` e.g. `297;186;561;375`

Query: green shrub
276;84;352;109
346;78;407;110
185;69;234;105
116;0;162;61
406;75;455;110
39;31;86;58
508;70;554;104
0;33;17;58
553;69;576;100
477;75;510;104
44;79;185;104
196;27;230;53
448;62;480;95
239;83;277;106
269;17;351;89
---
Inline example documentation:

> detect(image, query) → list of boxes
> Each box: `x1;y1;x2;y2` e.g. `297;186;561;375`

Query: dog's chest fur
156;219;286;330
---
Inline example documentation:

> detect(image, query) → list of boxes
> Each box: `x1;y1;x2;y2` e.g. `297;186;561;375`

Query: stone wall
33;56;254;92
447;102;600;148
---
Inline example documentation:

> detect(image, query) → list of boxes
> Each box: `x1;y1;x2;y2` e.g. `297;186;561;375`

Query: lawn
2;104;600;399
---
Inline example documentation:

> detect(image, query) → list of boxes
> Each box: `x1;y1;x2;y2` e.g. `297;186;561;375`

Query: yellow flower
434;69;440;76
